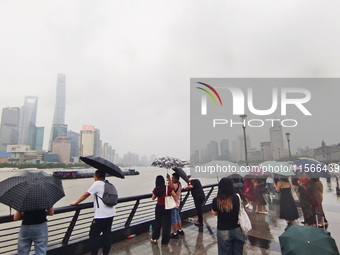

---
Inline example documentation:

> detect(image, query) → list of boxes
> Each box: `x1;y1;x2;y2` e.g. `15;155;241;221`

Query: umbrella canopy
151;156;184;169
172;167;189;183
259;161;296;176
245;166;271;178
0;171;65;212
279;225;339;255
294;158;330;178
80;155;125;179
200;160;245;177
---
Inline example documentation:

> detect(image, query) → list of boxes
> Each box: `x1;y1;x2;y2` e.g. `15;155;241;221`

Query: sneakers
177;229;185;235
195;221;203;226
170;233;179;238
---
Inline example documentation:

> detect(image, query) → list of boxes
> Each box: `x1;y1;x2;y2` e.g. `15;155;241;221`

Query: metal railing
0;183;217;255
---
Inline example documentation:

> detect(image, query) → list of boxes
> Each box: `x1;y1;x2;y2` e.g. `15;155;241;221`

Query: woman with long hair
150;175;176;246
274;177;299;230
297;178;316;226
212;177;245;255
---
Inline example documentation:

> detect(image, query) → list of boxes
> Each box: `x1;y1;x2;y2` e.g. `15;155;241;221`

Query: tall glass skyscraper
49;73;66;151
0;107;20;151
18;96;38;146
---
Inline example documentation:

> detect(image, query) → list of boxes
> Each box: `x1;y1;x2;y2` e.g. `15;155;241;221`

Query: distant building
0;152;11;163
261;142;273;161
297;146;315;158
49;73;66;151
34;127;44;150
238;135;251;162
0;107;20;151
269;121;285;160
314;141;340;163
207;141;219;161
43;153;59;163
18;96;38;146
52;136;71;163
231;140;239;162
93;128;102;157
102;143;115;162
68;130;80;162
80;125;101;156
220;139;230;161
6;145;30;164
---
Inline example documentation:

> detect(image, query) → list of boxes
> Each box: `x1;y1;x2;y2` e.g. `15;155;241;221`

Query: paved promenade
85;180;340;255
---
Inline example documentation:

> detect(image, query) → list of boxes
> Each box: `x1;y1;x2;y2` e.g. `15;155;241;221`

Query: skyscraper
220;139;230;161
0;107;20;151
49;73;66;151
269;121;285;160
80;125;96;156
68;130;80;162
18;96;38;146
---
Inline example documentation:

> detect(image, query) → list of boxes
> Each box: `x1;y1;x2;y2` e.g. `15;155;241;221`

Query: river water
0;167;218;215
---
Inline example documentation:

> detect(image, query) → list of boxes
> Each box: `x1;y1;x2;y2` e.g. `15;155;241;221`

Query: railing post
203;187;214;205
179;191;190;212
124;200;140;228
62;209;81;245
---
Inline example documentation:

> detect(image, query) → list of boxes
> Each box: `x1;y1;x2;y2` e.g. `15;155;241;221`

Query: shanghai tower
49;73;67;151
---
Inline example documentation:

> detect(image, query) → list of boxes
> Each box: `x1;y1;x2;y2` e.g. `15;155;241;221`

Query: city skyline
1;1;340;159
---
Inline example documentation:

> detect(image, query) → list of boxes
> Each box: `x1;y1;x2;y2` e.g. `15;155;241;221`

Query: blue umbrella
294;158;330;178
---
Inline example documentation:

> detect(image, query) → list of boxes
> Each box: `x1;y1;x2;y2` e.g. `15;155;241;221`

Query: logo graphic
196;82;222;115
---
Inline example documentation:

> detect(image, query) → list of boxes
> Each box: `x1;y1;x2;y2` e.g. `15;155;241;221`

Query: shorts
171;207;181;225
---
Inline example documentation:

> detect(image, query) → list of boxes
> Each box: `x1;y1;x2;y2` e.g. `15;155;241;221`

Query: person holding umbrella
150;175;176;246
0;170;65;255
14;208;54;254
166;172;184;238
184;175;205;226
71;169;116;255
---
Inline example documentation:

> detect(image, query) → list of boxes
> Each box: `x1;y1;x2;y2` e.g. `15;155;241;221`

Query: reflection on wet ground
86;179;340;255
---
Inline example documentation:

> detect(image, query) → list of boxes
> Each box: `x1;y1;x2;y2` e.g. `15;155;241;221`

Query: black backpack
96;180;118;207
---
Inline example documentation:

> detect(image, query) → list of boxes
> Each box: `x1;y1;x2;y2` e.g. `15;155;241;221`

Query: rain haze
1;1;340;160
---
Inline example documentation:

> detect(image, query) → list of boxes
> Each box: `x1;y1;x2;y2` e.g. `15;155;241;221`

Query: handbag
165;185;176;210
236;193;252;233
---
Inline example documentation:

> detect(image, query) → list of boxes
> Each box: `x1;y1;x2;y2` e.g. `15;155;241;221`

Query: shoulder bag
236;193;252;233
165;185;176;210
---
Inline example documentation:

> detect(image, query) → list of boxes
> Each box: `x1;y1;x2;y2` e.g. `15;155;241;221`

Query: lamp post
285;132;292;161
240;114;248;166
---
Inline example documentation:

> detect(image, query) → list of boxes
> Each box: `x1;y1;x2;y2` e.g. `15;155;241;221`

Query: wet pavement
85;178;340;255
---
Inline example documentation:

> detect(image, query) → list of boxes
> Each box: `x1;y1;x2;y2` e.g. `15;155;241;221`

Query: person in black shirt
184;176;205;226
212;177;245;255
14;208;54;255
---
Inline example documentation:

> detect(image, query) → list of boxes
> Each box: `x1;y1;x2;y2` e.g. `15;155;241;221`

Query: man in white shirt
71;169;116;255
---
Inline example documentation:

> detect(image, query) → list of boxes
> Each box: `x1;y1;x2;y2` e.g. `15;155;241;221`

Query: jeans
217;227;245;255
89;217;114;255
18;222;48;255
171;208;181;225
152;204;171;245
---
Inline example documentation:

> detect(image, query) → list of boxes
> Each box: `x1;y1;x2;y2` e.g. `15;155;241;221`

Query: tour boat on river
52;168;140;179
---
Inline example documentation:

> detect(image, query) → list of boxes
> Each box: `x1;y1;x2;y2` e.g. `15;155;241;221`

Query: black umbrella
80;155;125;179
172;167;189;183
0;171;65;212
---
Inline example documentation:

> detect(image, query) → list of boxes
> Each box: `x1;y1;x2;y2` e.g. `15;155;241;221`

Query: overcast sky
1;1;340;160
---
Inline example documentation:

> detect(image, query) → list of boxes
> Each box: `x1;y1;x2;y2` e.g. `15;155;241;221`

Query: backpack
96;180;118;207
